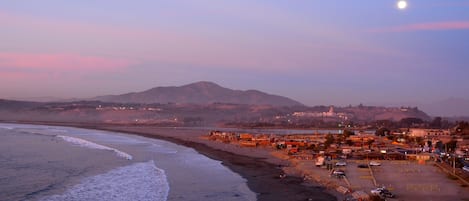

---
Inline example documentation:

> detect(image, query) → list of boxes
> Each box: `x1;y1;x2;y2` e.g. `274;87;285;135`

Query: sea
176;126;376;135
0;123;256;201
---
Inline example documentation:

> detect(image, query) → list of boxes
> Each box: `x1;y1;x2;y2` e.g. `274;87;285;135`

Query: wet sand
15;122;338;201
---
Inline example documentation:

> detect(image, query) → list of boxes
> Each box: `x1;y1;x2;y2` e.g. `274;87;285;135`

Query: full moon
397;0;408;10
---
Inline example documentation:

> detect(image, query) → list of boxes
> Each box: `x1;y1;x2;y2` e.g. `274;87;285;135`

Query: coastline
0;126;133;201
4;121;338;201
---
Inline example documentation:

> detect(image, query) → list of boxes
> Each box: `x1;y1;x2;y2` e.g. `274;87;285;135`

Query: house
409;128;450;137
239;133;254;140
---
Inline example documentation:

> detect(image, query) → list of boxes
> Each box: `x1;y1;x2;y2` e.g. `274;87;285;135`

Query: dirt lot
372;160;469;201
344;161;377;192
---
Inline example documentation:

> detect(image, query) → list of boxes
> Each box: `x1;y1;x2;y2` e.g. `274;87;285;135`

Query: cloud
369;21;469;33
0;8;394;73
0;52;136;71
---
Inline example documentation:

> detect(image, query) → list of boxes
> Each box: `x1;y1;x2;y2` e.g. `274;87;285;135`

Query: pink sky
0;52;135;70
369;21;469;33
1;0;468;108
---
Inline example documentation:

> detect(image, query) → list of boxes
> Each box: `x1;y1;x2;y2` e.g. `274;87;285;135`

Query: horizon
3;80;469;117
1;1;469;116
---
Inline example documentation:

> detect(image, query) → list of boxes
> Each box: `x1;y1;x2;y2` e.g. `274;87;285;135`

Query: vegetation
324;134;335;149
445;140;458;152
375;127;390;136
342;129;355;137
366;139;375;149
345;139;354;146
456;121;469;135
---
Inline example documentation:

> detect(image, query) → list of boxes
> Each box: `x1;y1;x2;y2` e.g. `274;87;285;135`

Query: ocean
0;123;256;201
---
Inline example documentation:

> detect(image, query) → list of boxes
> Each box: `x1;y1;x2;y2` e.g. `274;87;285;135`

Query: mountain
7;96;79;103
93;81;304;106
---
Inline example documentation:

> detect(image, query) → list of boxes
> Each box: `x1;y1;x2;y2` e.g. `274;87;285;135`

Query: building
408;128;450;137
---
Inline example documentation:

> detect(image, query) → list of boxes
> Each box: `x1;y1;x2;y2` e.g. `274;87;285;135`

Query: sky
1;0;469;107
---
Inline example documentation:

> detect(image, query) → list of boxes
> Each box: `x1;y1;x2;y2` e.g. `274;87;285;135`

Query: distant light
397;0;408;10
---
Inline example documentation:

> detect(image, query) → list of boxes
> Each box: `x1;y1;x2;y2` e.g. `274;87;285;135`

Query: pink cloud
369;21;469;33
0;10;155;39
0;10;393;72
0;52;136;70
0;71;33;80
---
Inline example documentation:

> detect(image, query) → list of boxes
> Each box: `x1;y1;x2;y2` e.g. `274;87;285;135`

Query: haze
1;1;468;111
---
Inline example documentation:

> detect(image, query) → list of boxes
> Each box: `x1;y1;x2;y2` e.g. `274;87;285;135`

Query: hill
93;81;303;106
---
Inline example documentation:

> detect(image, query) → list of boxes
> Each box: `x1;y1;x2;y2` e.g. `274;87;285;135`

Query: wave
0;125;14;130
57;135;133;160
40;161;169;201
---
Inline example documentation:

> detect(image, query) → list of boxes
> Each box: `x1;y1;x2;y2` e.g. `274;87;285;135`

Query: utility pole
453;154;456;174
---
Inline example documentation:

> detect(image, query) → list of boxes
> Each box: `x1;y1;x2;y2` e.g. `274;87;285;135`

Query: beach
75;125;339;201
4;122;338;201
0;123;263;201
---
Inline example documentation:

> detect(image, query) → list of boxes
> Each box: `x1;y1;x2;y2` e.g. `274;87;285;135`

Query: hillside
93;81;303;106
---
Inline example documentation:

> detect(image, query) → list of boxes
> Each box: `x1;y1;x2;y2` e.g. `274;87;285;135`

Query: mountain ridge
93;81;304;106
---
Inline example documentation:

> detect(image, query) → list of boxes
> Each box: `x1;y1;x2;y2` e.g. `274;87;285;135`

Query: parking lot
343;161;377;192
289;159;469;200
372;160;469;201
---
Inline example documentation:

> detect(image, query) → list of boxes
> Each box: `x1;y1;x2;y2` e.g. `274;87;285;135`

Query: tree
399;117;424;128
375;128;390;136
375;120;394;129
445;140;457;152
366;139;375;149
343;129;355;138
346;139;354;146
324;134;335;149
307;144;317;151
430;117;442;129
386;135;395;141
435;141;443;151
415;137;424;146
456;121;469;135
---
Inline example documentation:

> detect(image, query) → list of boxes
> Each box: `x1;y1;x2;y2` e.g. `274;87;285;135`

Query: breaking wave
57;135;133;160
41;160;169;201
0;125;14;130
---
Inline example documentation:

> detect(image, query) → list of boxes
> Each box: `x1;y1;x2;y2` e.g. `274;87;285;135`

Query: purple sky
1;0;468;107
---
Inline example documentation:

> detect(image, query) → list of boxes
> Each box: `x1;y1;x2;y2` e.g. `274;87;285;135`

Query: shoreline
0;126;133;201
2;121;338;201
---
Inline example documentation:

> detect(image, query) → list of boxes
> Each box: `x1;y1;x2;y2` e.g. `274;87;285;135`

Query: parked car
371;187;395;198
331;169;346;178
369;161;381;166
463;166;469;172
357;164;368;168
343;195;358;201
380;191;396;198
335;161;347;166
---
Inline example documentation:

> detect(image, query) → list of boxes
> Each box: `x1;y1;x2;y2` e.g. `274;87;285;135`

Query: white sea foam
47;128;68;133
0;123;258;200
0;126;13;130
57;135;133;160
41;161;169;201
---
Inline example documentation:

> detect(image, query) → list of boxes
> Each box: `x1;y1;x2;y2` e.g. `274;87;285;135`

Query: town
205;122;469;201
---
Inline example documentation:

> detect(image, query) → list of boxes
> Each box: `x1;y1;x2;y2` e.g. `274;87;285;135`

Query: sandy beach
90;125;338;201
10;122;338;201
